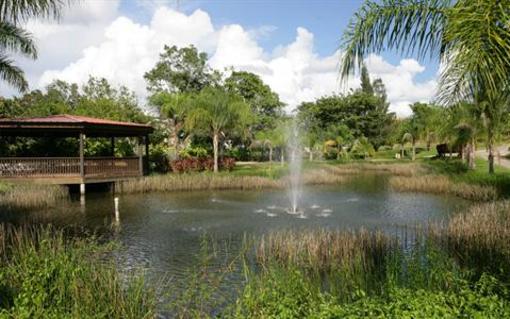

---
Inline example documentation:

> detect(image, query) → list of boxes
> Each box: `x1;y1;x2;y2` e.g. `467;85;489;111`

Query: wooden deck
0;157;142;184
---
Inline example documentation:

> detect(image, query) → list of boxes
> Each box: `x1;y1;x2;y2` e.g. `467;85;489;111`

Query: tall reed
0;183;69;210
0;225;156;318
389;175;497;201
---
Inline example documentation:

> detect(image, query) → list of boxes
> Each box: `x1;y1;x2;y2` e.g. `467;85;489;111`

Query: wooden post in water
79;132;86;196
137;137;143;176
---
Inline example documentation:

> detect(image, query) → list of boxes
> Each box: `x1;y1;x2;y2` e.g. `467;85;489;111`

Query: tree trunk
468;138;476;169
488;127;495;174
309;148;313;161
269;146;273;162
280;149;284;166
213;131;219;173
400;144;404;159
412;141;416;161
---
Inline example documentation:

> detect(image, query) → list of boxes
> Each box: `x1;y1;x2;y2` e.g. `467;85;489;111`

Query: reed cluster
256;228;394;273
389;175;497;201
0;225;156;318
0;183;69;210
118;169;352;194
428;200;510;275
323;162;424;177
117;174;282;194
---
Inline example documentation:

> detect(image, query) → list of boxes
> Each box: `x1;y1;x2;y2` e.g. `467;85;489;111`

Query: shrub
170;157;236;173
148;143;170;173
378;145;392;151
179;146;209;158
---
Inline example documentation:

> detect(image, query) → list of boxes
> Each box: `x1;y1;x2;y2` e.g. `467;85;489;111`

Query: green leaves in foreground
0;226;155;319
234;267;510;319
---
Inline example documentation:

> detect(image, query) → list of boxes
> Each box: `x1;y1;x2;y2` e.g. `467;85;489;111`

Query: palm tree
186;87;252;172
340;0;510;173
0;0;69;91
150;92;191;159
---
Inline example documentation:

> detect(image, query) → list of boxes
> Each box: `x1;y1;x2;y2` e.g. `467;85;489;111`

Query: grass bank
0;225;155;318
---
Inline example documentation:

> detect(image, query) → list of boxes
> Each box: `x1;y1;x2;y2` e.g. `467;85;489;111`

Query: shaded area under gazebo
0;115;153;193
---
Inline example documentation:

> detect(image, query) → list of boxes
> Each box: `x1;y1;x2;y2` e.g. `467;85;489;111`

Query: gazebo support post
145;135;150;175
138;136;143;176
79;133;86;196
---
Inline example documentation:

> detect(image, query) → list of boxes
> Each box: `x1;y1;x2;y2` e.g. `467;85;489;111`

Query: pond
1;175;467;284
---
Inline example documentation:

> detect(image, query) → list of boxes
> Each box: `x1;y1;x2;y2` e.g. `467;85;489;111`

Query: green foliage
186;87;252;171
0;226;155;318
179;145;208;158
0;0;68;91
350;137;375;159
225;71;284;132
144;45;220;94
298;91;394;149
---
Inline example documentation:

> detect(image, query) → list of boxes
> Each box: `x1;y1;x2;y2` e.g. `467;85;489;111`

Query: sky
5;0;440;117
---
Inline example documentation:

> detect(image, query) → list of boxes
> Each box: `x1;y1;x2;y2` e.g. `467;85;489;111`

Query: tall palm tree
340;0;510;173
186;87;252;172
0;0;69;91
150;92;191;159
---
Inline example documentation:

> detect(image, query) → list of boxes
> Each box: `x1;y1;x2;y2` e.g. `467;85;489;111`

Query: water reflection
0;176;467;291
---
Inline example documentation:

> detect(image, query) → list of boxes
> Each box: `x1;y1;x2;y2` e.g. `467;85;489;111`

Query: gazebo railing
0;157;140;178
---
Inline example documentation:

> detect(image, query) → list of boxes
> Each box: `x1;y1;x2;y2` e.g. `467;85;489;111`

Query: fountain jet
286;119;303;216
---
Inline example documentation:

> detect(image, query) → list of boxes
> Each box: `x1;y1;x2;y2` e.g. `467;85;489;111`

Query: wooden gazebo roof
0;114;153;137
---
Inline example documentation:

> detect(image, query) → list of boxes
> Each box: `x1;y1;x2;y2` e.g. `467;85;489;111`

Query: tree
144;45;220;94
149;92;191;160
360;64;374;95
0;0;69;91
298;92;394;149
340;0;510;173
409;102;442;151
186;87;252;172
225;71;283;132
323;124;353;160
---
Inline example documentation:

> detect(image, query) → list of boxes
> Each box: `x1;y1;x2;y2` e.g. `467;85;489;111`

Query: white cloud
24;6;436;117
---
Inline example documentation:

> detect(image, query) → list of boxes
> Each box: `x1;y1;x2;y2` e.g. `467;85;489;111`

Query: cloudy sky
5;0;440;117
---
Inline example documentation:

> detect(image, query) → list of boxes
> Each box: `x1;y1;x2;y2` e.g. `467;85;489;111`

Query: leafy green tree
298;92;394;149
144;45;220;94
0;0;69;91
340;0;510;173
360;64;374;95
149;92;191;159
225;71;284;132
409;102;442;151
323;124;353;160
186;87;252;172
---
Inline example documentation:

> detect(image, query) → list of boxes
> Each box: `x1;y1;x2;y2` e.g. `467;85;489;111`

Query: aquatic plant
0;183;69;210
0;225;156;318
389;175;497;201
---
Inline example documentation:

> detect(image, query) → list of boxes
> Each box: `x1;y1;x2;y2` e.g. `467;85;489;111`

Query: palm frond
340;0;451;80
0;0;69;24
437;0;510;105
0;21;37;58
0;54;29;92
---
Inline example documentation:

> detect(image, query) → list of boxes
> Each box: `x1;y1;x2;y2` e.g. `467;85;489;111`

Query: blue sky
119;0;439;80
16;0;440;116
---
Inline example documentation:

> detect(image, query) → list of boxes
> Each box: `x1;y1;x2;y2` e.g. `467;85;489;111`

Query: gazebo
0;114;153;194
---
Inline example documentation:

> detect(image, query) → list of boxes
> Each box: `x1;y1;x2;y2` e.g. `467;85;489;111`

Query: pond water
1;175;467;284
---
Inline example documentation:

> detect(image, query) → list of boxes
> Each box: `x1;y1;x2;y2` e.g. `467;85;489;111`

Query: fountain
286;119;304;217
